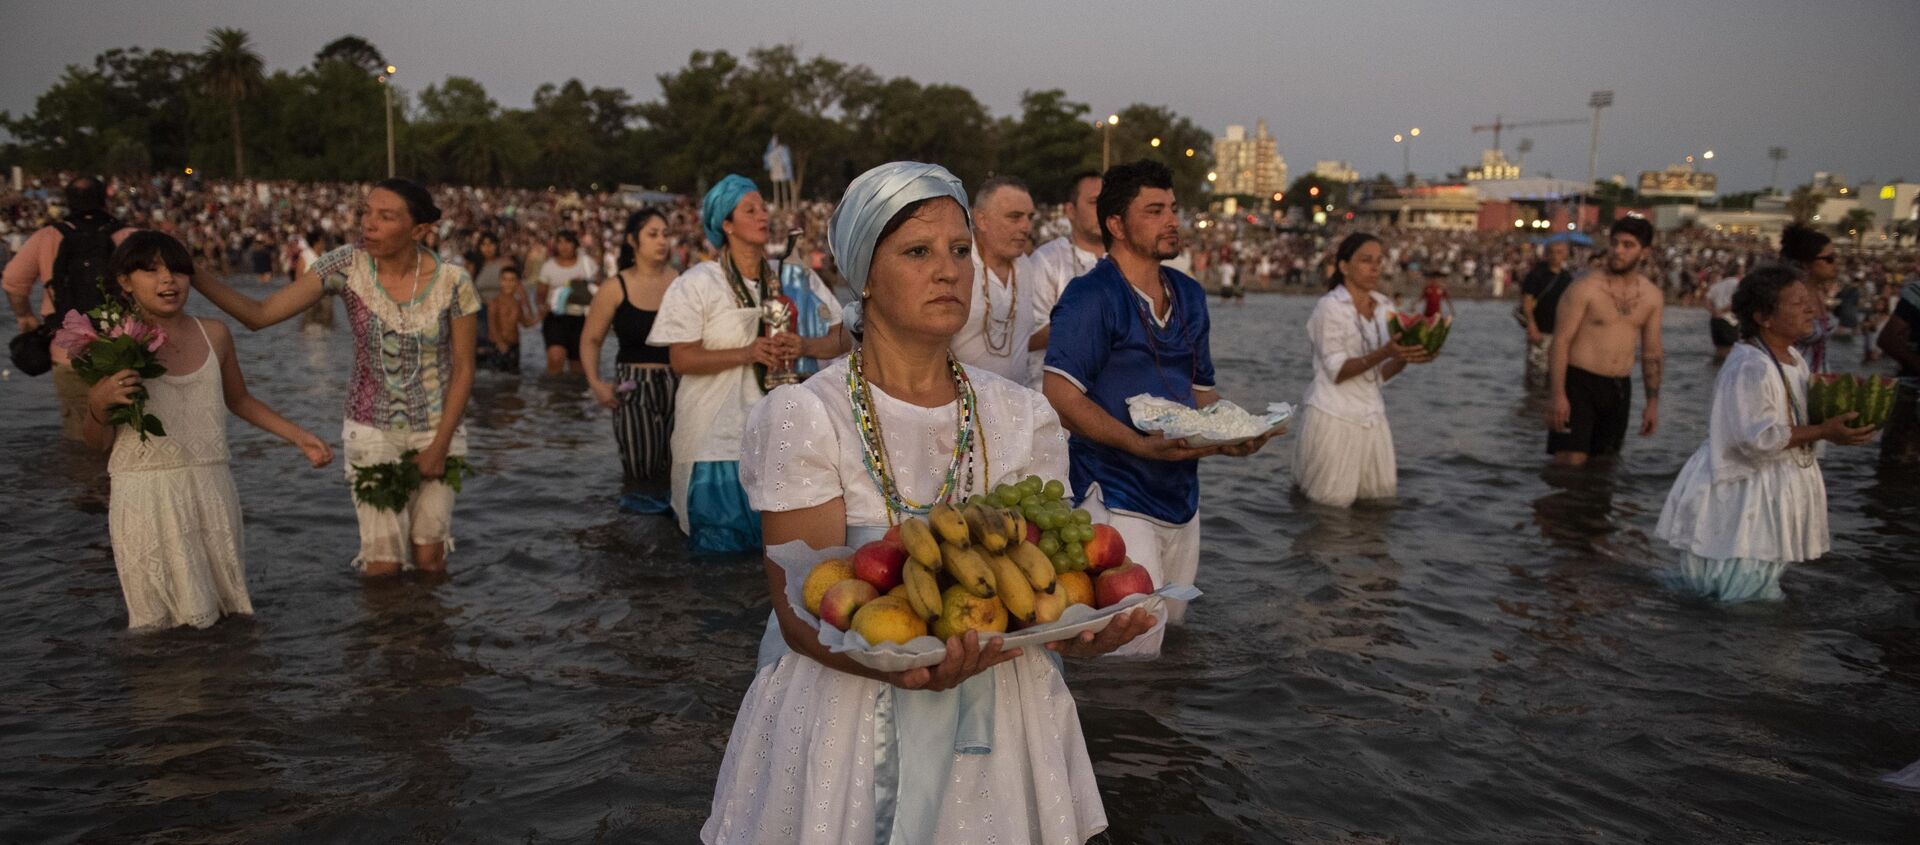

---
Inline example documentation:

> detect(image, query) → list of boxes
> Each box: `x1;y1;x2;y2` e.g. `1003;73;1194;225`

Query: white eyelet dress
107;320;251;630
703;360;1108;845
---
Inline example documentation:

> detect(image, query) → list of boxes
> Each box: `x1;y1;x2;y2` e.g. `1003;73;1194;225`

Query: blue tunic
1043;256;1216;524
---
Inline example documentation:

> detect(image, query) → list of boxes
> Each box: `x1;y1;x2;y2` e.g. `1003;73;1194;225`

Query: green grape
1023;474;1043;490
1022;503;1043;522
1033;511;1056;531
1019;494;1042;510
994;488;1022;507
1067;545;1088;566
1071;508;1093;525
1043;479;1066;500
1049;550;1071;570
1038;534;1060;555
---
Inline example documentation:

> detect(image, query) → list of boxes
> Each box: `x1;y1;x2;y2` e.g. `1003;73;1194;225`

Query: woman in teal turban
702;162;1153;845
644;174;848;552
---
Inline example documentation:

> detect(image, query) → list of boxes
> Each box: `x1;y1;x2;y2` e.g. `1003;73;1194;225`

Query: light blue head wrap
700;174;760;248
827;162;969;296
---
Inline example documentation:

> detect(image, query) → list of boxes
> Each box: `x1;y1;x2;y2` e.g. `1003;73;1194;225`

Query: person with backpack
4;176;137;441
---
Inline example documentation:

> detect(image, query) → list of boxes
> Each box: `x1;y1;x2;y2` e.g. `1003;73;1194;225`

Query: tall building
1463;150;1521;181
1313;160;1361;184
1212;120;1288;198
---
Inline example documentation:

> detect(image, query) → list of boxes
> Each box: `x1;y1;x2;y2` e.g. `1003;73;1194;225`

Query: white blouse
1301;285;1400;423
647;260;843;465
740;358;1068;528
1655;342;1829;562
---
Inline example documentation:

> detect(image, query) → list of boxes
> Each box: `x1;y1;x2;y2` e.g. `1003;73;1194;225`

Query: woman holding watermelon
1654;265;1877;604
1294;233;1436;507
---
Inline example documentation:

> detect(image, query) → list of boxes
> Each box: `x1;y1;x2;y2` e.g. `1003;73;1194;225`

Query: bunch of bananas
895;490;1080;635
970;475;1097;573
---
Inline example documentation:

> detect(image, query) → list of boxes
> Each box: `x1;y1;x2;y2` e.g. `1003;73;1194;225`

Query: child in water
80;231;333;629
485;266;538;372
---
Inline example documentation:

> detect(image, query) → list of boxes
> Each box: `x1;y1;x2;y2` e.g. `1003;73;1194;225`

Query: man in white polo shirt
949;175;1038;383
1026;170;1104;388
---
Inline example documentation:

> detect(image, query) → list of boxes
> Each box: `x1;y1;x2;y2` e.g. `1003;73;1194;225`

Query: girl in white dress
703;162;1153;845
1654;264;1877;603
1294;233;1434;507
82;232;333;630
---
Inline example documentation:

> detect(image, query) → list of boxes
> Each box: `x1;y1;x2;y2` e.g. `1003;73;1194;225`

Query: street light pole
380;64;398;178
1099;113;1119;172
1586;90;1613;188
1768;146;1788;194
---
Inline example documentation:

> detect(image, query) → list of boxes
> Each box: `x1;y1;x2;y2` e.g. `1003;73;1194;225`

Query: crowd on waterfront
7;162;1920;843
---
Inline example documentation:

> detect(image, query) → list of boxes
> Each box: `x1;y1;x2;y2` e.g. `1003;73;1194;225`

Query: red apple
1084;523;1127;572
883;524;902;544
1024;520;1041;545
852;540;909;593
819;579;878;630
1094;560;1155;608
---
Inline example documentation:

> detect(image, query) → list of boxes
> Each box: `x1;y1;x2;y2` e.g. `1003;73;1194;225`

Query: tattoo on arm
1643;355;1664;399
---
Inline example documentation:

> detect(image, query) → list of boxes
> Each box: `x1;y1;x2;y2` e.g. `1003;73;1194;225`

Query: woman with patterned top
191;178;480;578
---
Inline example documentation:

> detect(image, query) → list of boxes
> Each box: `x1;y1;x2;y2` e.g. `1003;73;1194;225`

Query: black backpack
49;212;123;319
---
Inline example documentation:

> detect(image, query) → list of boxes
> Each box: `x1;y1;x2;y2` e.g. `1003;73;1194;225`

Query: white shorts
342;420;468;571
1082;483;1200;659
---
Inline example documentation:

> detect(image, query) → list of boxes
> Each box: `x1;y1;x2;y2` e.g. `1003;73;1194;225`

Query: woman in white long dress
78;232;332;629
1654;264;1877;603
646;174;849;553
1294;233;1434;507
703;162;1153;845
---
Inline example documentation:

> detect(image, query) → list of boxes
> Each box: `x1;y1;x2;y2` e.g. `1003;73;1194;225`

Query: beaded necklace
1751;339;1816;468
1128;268;1200;403
981;260;1019;356
846;347;987;524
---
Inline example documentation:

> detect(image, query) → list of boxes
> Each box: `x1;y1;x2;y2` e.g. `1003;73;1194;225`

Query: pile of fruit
1807;372;1896;428
800;476;1156;646
1387;312;1452;356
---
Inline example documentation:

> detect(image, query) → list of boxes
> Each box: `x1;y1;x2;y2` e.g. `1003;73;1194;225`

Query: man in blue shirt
1042;160;1281;656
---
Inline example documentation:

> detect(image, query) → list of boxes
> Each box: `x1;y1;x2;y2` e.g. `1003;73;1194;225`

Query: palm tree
202;27;264;178
1785;185;1823;224
1842;208;1876;247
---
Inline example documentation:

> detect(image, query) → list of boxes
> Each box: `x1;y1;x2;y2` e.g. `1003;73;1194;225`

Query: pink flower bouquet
52;300;169;440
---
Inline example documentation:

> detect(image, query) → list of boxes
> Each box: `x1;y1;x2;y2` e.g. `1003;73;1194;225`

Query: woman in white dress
646;174;848;553
1654;264;1877;603
1294;233;1434;507
703;162;1153;845
78;232;333;629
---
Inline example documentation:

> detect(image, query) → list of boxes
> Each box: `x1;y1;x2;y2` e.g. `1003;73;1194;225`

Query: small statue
761;293;801;387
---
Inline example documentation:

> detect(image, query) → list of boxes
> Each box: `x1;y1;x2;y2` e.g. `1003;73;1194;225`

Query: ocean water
2;291;1915;844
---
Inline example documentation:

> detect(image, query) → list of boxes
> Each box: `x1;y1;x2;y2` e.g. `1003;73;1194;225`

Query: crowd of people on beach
7;160;1920;842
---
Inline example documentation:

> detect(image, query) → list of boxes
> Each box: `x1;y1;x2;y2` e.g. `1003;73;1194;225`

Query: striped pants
613;364;677;481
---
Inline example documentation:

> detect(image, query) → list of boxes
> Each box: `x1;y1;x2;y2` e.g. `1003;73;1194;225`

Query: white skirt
1293;405;1397;507
702;650;1108;845
108;462;251;629
1655;444;1829;563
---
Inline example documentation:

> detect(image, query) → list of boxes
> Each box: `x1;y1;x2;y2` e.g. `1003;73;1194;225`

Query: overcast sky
5;0;1915;194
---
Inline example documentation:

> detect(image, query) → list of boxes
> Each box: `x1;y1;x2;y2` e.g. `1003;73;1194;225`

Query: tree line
1;29;1219;204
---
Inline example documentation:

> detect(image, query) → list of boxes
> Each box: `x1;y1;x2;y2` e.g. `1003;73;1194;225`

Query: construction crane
1471;114;1587;152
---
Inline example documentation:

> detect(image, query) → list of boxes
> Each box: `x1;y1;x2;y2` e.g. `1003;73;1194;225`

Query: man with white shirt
1026;171;1103;387
1705;273;1740;361
949;175;1038;383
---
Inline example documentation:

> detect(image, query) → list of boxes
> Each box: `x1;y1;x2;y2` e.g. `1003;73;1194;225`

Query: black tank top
613;271;669;365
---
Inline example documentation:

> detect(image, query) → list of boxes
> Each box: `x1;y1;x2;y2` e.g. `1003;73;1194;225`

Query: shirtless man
1545;217;1664;466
